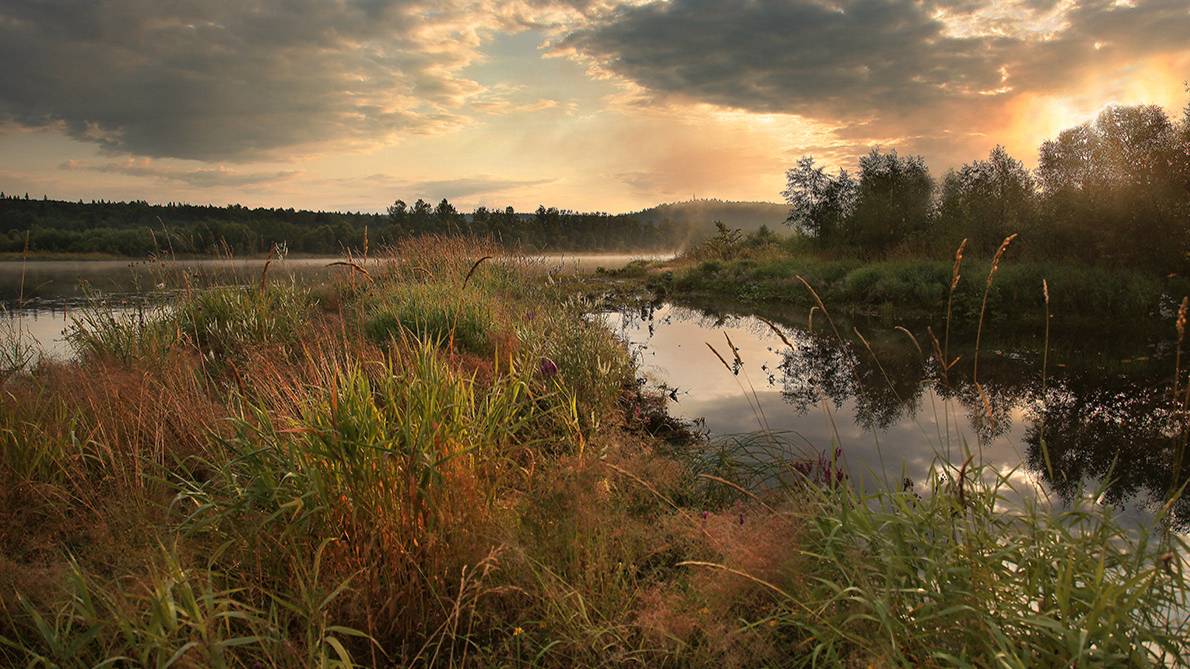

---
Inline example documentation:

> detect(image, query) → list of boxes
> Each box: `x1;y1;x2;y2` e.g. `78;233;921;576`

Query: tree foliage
782;103;1190;273
849;149;934;254
938;146;1035;255
0;195;691;256
782;157;856;242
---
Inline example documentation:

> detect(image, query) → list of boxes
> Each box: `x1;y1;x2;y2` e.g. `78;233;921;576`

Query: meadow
0;237;1186;667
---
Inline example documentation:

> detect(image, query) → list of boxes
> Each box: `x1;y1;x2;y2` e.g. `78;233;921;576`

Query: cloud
614;171;662;194
561;1;1004;119
330;174;554;200
3;0;1187;209
401;176;555;199
467;85;564;115
61;159;298;188
559;0;1190;147
0;0;600;161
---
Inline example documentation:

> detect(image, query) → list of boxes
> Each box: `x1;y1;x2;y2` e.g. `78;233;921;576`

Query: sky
1;0;1187;214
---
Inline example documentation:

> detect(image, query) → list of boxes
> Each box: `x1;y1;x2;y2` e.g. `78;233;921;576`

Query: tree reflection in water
610;301;1189;527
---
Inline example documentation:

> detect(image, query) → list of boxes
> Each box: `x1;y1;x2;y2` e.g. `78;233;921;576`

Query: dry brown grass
380;234;503;285
0;355;216;632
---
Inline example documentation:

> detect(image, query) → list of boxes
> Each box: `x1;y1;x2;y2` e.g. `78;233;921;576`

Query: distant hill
628;199;789;236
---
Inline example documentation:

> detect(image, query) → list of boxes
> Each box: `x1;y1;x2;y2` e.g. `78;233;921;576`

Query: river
602;299;1188;529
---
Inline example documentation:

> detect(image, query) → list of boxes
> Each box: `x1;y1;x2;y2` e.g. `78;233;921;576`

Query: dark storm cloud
562;0;1190;129
561;0;1006;118
0;0;489;160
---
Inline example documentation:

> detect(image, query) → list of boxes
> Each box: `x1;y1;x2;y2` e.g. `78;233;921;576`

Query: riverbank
617;249;1190;331
0;248;680;263
1;238;1186;666
0;252;675;307
0;251;375;262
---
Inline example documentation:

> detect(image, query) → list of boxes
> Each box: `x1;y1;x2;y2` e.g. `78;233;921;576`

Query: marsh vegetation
0;102;1187;669
0;236;1186;667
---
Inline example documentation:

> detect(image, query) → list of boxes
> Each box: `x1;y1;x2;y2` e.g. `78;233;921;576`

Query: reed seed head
1177;296;1187;343
706;342;733;374
950;238;968;290
986;233;1019;286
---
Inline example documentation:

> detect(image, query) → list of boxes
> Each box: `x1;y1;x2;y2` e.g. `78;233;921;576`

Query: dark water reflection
603;302;1189;528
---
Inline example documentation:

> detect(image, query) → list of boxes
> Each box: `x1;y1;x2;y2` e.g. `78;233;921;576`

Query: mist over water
0;253;674;304
0;253;672;357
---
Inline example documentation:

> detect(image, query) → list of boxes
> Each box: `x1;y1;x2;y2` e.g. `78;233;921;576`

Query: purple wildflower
539;356;559;378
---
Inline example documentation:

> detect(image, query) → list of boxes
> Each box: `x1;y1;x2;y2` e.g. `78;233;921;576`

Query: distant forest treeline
3;101;1187;269
783;103;1190;274
0;196;711;256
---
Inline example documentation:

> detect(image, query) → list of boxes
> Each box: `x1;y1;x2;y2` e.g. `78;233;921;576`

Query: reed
972;233;1017;385
1;237;1186;667
0;308;37;380
1175;295;1187;399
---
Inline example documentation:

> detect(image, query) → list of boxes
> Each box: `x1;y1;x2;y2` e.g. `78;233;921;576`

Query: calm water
604;301;1189;528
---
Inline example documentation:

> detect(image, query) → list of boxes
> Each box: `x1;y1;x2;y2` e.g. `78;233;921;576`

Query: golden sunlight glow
1000;53;1189;165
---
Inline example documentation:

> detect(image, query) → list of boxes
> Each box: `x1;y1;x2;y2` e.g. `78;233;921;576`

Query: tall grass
65;302;175;363
631;453;1188;666
1;236;1186;667
0;308;38;380
175;281;311;357
6;544;371;668
362;282;496;355
64;281;311;363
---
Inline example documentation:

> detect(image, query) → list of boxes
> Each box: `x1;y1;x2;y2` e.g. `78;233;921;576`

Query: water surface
604;301;1188;528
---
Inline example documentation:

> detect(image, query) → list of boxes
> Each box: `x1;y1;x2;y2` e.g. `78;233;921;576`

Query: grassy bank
1;237;1186;666
645;241;1190;328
